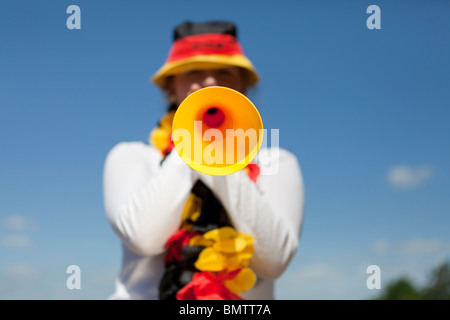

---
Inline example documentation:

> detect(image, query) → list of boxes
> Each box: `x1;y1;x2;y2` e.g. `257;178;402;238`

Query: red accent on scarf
164;229;200;263
244;163;261;183
176;270;244;300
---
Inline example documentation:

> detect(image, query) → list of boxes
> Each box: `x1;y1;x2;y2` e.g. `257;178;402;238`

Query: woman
103;21;305;300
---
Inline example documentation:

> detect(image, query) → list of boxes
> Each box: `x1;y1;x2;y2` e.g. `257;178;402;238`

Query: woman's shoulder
254;146;301;176
255;146;299;163
105;141;161;162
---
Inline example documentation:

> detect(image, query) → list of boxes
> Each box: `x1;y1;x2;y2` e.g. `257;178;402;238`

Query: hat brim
151;54;259;89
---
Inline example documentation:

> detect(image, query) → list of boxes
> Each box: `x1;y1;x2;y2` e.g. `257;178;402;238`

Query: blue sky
1;0;449;299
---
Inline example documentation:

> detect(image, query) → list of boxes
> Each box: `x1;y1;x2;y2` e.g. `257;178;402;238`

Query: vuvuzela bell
172;86;264;176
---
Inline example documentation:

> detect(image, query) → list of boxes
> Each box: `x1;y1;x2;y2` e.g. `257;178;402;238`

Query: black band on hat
173;21;237;41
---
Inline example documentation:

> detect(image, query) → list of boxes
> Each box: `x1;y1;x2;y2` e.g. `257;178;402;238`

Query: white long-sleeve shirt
103;141;305;300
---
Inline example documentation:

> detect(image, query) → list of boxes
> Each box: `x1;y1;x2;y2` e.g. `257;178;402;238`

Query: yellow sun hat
151;21;259;89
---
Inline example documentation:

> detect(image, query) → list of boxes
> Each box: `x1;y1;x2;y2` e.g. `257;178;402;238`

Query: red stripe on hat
166;33;244;63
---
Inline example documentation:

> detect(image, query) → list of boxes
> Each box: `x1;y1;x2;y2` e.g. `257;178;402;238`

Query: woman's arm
103;142;194;256
192;148;305;280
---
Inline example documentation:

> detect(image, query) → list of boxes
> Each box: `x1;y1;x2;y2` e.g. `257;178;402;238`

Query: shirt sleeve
191;147;305;280
103;142;194;256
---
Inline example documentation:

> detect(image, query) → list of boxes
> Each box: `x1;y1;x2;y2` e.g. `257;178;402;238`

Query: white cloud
3;263;38;280
275;263;354;299
371;238;450;286
373;239;390;254
1;214;34;231
288;263;340;281
0;214;34;249
274;237;450;300
1;234;32;248
0;265;116;299
387;164;433;189
400;239;443;254
373;238;446;255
